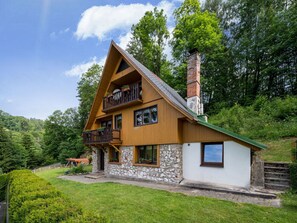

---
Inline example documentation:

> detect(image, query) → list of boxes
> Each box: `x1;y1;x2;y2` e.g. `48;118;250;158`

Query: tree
43;108;85;163
170;0;223;99
0;125;25;173
127;7;171;79
77;64;102;130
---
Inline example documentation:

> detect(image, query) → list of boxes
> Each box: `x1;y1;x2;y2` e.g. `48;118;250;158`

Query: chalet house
83;41;266;189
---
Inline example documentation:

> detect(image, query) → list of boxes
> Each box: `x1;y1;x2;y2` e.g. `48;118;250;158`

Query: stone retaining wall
105;144;183;184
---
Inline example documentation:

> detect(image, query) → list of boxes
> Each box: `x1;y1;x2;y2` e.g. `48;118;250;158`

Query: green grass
259;138;296;162
36;168;297;223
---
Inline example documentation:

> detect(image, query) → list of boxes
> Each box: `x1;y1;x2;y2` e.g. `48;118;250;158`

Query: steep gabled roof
85;41;266;150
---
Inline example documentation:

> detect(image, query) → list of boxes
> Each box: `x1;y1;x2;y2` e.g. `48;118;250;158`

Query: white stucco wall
182;141;251;188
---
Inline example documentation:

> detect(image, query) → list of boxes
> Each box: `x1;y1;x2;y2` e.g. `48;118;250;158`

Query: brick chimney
187;50;203;115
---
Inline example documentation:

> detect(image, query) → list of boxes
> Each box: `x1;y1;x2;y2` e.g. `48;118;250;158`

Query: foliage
291;143;297;162
0;173;8;201
8;170;106;223
210;96;297;140
37;168;297;223
43;108;85;163
127;7;171;80
65;165;88;175
77;64;102;129
170;0;223;98
0;125;26;173
0;110;45;169
289;163;297;191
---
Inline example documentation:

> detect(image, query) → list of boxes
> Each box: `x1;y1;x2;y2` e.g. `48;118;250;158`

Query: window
135;145;158;165
101;120;112;128
134;105;158;126
109;147;120;163
114;114;122;129
201;143;224;167
116;59;129;73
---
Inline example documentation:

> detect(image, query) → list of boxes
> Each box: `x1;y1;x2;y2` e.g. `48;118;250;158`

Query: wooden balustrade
82;128;121;145
103;81;142;112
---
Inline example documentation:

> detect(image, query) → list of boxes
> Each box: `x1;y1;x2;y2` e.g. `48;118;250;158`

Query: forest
0;0;296;173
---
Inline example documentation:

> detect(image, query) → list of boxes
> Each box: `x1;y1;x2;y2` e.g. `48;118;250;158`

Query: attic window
116;59;129;73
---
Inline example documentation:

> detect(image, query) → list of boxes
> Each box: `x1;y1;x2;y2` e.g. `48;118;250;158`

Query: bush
0;173;8;201
66;165;88;175
8;170;106;223
289;163;297;192
292;145;297;162
210;96;297;140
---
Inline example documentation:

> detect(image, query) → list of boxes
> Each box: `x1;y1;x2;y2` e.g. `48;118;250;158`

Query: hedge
289;163;297;191
8;170;107;223
0;173;8;201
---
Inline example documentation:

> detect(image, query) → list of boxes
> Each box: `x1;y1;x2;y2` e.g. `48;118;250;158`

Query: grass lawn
260;137;296;162
36;168;297;223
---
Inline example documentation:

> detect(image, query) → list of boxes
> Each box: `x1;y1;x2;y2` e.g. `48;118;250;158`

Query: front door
100;149;105;171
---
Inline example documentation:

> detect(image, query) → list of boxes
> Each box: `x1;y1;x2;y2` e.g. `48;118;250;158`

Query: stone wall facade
91;147;100;173
104;144;183;184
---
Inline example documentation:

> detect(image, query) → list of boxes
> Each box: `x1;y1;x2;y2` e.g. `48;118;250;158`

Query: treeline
0;111;45;173
126;0;297;114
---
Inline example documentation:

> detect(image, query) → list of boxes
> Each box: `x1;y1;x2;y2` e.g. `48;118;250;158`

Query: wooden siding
183;121;232;143
91;76;185;145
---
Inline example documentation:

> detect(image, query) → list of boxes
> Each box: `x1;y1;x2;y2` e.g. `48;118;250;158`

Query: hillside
0;110;45;172
209;96;297;162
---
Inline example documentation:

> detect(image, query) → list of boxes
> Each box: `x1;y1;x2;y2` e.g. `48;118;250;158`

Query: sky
0;0;184;120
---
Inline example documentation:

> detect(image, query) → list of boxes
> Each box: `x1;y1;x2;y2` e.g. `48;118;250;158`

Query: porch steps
264;162;290;191
84;172;105;179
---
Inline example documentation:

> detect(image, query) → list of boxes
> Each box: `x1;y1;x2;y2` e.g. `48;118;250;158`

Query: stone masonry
104;144;183;184
91;147;100;173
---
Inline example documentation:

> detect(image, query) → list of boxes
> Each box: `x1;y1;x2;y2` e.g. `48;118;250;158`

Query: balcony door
101;119;112;129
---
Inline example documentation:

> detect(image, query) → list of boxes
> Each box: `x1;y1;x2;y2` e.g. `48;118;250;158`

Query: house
83;41;266;189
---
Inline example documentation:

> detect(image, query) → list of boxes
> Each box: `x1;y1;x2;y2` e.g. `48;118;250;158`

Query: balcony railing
103;81;142;112
82;128;121;145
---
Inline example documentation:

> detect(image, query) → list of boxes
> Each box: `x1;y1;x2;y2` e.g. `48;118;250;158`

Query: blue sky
0;0;182;119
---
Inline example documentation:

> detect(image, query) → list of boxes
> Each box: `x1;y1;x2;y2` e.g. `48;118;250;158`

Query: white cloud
75;1;175;41
6;99;13;103
65;57;105;77
50;27;70;39
118;32;132;49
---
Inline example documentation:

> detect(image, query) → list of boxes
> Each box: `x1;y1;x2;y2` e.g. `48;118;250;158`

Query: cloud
118;32;132;49
50;27;70;40
6;99;13;103
75;1;175;41
65;57;105;77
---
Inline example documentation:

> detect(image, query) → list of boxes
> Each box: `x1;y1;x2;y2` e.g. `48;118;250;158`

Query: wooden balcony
82;128;121;145
103;81;142;112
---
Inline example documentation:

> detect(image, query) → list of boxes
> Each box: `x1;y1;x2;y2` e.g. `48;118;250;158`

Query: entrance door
100;149;105;171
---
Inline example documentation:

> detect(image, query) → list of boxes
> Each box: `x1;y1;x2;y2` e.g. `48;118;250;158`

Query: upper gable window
116;59;129;73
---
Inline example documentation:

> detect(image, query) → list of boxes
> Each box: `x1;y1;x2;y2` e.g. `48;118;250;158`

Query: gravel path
58;175;281;207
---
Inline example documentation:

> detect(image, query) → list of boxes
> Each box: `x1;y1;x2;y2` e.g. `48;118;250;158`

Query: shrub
62;212;109;223
0;173;8;201
289;163;297;191
66;165;88;175
8;170;106;222
292;145;297;162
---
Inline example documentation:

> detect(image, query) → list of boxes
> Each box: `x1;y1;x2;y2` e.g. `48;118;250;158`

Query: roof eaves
197;119;267;150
